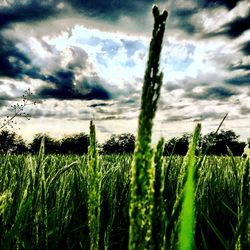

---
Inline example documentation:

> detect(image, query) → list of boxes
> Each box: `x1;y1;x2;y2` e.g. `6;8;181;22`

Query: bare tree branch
0;89;37;131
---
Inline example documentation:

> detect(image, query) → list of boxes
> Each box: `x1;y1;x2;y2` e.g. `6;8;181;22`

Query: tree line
0;129;248;156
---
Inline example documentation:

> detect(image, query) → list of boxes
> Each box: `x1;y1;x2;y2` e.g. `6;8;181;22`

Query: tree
102;133;135;154
59;133;88;154
0;129;28;154
201;130;246;156
30;133;60;154
164;133;192;155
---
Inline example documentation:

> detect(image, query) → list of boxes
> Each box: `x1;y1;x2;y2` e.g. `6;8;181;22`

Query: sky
0;0;249;143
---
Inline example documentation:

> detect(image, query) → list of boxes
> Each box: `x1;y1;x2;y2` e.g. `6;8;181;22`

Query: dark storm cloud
226;40;250;76
46;70;75;89
229;63;250;71
170;16;198;35
0;35;41;79
199;0;241;10
0;36;87;82
0;0;245;38
0;0;239;27
36;72;111;100
225;74;250;86
67;0;158;20
185;86;238;100
240;41;250;56
166;0;244;35
206;12;250;38
73;0;242;20
0;0;63;30
168;6;200;35
0;26;112;102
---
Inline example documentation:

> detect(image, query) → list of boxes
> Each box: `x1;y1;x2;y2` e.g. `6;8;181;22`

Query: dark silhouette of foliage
0;129;28;154
164;133;192;156
0;128;246;156
201;130;246;156
102;133;135;154
164;130;246;156
60;133;88;154
29;133;60;154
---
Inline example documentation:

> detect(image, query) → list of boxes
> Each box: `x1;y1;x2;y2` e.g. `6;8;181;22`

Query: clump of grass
87;121;102;250
129;4;168;249
233;153;249;250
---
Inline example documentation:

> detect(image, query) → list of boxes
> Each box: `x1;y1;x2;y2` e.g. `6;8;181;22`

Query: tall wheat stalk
87;121;101;250
129;5;168;250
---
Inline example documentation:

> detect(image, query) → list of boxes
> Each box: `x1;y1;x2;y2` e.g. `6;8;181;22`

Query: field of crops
0;153;247;250
0;152;249;250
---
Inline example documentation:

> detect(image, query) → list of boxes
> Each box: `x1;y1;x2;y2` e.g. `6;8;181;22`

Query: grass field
0;153;249;249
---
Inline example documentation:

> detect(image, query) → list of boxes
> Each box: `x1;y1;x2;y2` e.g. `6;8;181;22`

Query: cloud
67;46;89;70
240;40;250;55
36;72;111;100
0;94;11;107
164;72;220;92
0;0;246;40
0;1;64;30
229;63;250;71
206;12;250;38
164;110;226;122
225;73;250;86
167;7;199;35
163;0;245;37
88;103;113;108
0;91;16;109
240;105;250;115
0;27;114;101
68;0;159;20
199;0;241;10
185;86;238;100
226;41;250;72
0;35;41;79
0;100;6;108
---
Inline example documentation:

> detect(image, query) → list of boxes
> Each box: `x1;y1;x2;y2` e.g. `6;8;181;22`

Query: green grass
0;153;248;249
178;124;201;250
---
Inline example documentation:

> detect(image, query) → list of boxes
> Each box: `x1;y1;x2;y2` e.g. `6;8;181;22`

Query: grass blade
202;212;228;249
178;123;201;250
